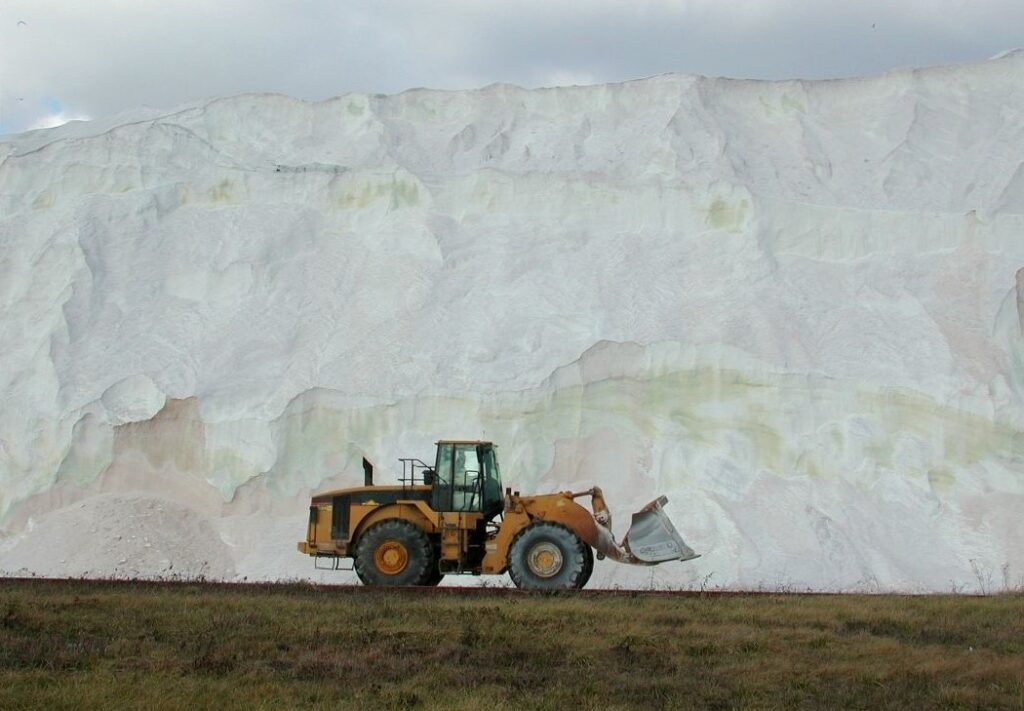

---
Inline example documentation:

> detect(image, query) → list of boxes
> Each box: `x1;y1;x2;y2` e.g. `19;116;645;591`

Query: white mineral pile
2;53;1024;591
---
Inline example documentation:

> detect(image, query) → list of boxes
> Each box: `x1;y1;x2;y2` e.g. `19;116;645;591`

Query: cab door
431;443;482;512
431;443;487;568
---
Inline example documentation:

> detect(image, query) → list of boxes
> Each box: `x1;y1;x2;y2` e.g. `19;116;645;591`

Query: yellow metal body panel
352;502;439;541
517;493;602;545
313;505;332;543
299;486;437;557
310;484;432;500
438;512;483;562
297;503;341;555
480;510;528;573
479;492;603;573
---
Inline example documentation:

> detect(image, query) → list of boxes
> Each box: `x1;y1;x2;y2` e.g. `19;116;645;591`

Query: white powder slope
1;53;1023;591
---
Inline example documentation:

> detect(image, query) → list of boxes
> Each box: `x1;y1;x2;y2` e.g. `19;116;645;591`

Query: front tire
577;543;595;589
354;520;434;586
508;522;588;590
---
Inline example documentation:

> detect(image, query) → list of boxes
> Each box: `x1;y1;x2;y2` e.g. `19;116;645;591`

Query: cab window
451;445;481;511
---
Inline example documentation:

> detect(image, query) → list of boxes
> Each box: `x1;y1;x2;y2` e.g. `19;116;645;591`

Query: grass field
1;579;1022;710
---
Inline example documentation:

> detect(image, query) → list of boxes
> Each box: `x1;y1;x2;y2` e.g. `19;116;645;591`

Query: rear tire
354;520;435;586
422;566;445;587
508;522;587;590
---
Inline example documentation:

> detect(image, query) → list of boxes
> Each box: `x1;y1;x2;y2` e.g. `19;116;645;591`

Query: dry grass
1;579;1022;710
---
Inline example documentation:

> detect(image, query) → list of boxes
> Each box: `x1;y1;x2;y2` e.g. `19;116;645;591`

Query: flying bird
17;20;27;26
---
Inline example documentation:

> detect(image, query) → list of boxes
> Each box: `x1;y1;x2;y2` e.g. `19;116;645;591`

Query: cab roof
435;440;495;446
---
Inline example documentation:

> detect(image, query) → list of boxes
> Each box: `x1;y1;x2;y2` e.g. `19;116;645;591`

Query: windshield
431;443;504;516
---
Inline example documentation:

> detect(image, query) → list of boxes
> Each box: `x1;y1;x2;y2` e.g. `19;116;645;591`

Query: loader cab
431;441;504;519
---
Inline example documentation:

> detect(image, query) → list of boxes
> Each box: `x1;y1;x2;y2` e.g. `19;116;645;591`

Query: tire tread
508;521;588;591
353;519;434;586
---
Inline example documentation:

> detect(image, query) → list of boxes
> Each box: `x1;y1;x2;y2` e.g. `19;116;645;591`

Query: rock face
1;53;1024;591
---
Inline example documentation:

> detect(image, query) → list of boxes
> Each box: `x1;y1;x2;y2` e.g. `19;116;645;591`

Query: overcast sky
1;0;1023;135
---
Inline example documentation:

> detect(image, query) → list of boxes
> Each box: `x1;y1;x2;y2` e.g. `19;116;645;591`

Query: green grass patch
1;580;1022;710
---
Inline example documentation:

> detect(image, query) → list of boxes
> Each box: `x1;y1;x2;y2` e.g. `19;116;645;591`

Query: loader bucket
622;496;699;563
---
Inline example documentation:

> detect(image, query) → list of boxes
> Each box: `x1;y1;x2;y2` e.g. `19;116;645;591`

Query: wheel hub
527;542;563;578
374;539;409;575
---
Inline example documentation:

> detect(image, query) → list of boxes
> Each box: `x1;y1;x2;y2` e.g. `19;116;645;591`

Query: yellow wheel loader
297;440;699;589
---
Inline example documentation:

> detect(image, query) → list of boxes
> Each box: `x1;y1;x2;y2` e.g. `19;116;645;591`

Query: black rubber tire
577;543;595;590
421;566;445;587
508;522;588;590
353;519;434;586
